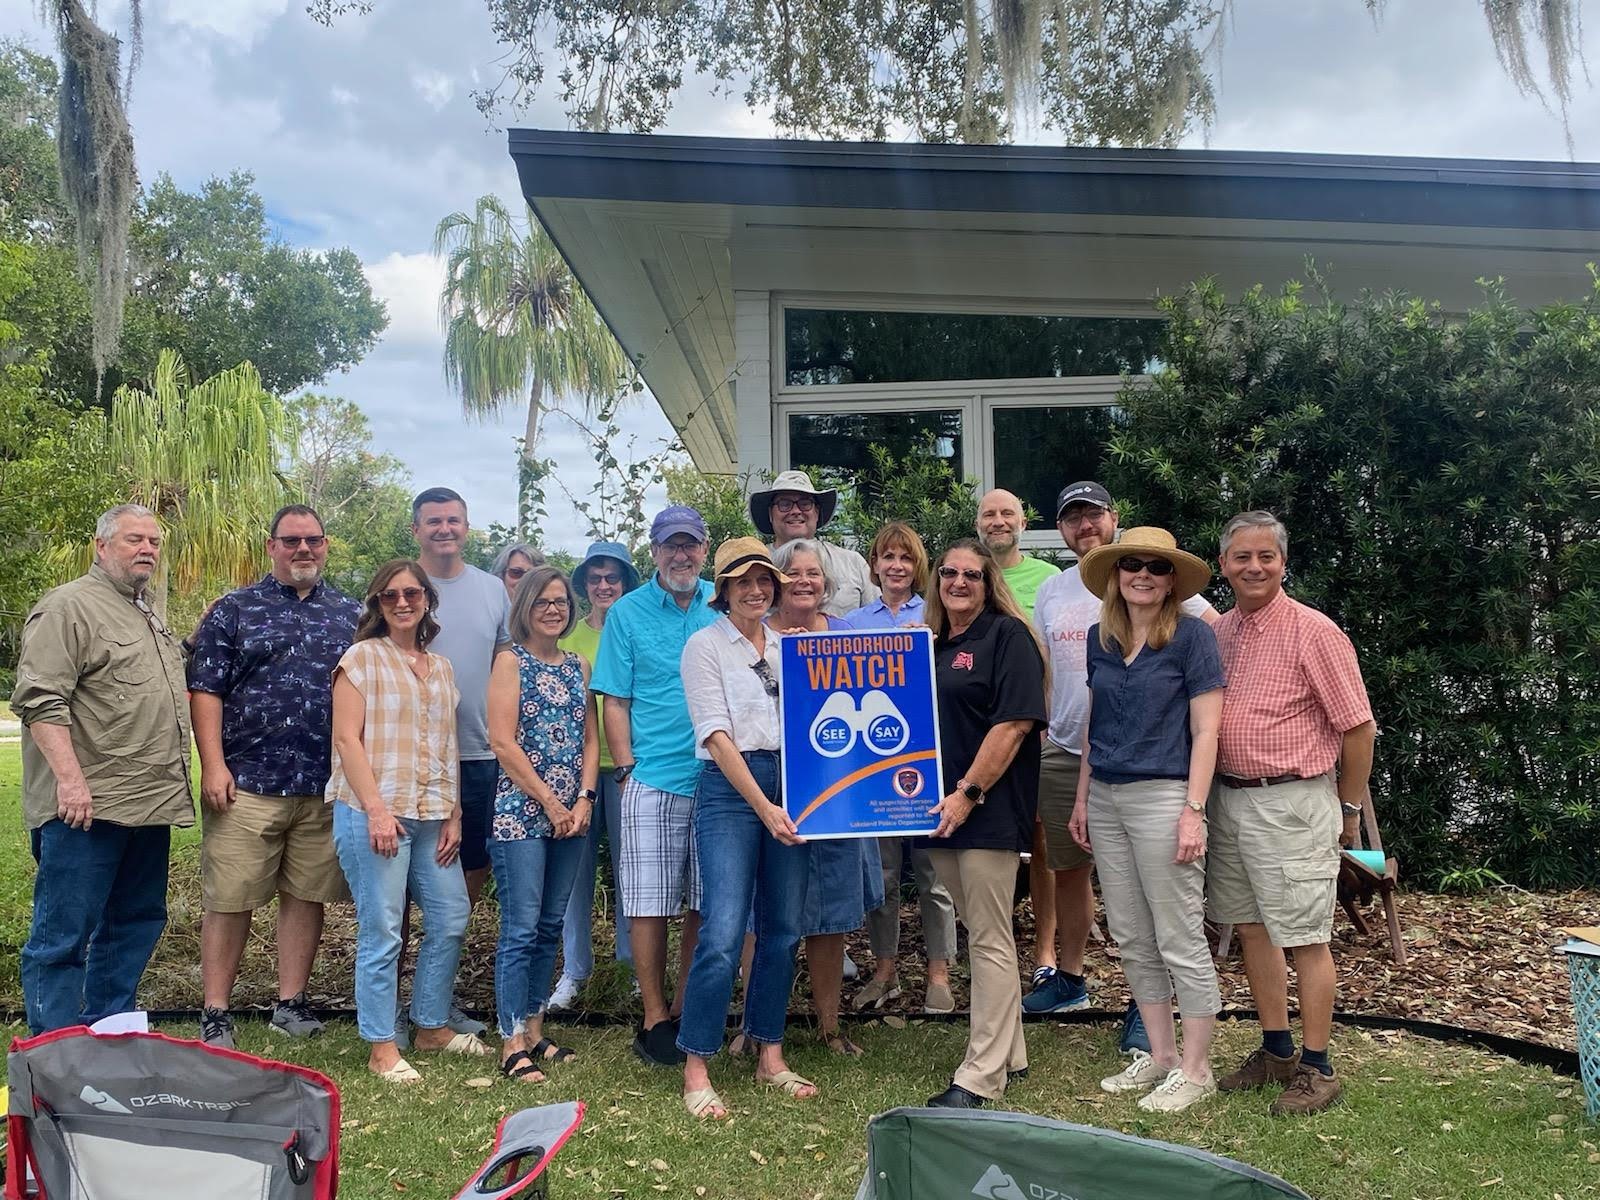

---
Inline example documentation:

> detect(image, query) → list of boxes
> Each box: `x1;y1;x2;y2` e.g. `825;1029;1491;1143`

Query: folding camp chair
6;1026;340;1200
855;1106;1311;1199
451;1102;584;1200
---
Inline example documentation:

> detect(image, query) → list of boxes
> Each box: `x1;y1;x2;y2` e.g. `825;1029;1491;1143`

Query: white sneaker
547;974;581;1013
842;951;859;981
1101;1051;1169;1093
1137;1067;1218;1113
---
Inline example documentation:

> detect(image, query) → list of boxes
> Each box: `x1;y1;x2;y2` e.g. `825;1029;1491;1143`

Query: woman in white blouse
674;537;813;1119
329;560;487;1083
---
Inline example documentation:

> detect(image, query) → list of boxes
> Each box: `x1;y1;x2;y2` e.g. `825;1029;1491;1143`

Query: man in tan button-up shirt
12;503;193;1033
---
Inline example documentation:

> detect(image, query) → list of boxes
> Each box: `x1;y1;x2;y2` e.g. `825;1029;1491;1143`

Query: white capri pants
1087;776;1221;1018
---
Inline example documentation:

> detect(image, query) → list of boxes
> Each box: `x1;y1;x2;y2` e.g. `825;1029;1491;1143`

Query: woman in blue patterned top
486;565;598;1084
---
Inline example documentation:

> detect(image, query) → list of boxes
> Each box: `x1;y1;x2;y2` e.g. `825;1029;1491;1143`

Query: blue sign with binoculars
779;628;943;839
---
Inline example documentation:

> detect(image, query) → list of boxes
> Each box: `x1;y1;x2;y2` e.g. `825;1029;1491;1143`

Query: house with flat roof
508;131;1600;545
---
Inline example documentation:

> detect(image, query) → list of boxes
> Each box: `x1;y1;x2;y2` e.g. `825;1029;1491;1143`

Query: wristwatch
1340;802;1363;816
613;763;634;784
1184;800;1206;815
578;788;597;802
958;779;985;806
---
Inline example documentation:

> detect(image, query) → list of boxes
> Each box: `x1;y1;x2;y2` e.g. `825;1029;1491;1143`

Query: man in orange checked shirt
1206;511;1377;1116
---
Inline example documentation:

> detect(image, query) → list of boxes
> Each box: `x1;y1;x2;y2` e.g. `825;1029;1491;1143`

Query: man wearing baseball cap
592;506;718;1066
1027;482;1217;1031
748;470;879;616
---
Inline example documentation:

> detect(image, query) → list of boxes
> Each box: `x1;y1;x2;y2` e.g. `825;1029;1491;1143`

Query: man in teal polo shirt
592;505;718;1067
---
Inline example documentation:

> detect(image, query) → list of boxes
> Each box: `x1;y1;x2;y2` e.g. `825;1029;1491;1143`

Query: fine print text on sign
779;628;943;839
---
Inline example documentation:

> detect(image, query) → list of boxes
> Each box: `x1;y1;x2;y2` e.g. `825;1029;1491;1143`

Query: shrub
1106;272;1600;888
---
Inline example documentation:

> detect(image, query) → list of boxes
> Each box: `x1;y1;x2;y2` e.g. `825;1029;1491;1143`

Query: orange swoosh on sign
795;750;940;825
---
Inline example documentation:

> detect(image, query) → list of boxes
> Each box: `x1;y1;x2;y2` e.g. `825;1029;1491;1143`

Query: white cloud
364;251;446;348
411;68;456;111
158;0;292;46
330;85;357;107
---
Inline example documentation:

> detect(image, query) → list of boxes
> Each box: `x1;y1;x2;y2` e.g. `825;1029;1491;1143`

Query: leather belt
1218;773;1305;790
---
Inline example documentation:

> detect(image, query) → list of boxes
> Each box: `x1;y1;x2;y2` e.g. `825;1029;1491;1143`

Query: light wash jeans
332;804;470;1043
559;774;631;979
490;833;586;1039
676;753;810;1058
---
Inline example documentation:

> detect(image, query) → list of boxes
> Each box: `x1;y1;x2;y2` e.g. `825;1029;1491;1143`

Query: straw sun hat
1077;526;1212;602
711;536;792;604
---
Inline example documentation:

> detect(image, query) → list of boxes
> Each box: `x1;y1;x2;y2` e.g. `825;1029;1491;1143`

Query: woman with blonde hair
1068;528;1225;1113
844;522;957;1015
921;538;1047;1108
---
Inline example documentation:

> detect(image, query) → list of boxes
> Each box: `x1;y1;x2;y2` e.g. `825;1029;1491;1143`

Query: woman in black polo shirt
922;537;1047;1109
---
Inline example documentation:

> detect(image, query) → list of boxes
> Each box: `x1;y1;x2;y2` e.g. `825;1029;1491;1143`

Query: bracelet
1339;802;1363;816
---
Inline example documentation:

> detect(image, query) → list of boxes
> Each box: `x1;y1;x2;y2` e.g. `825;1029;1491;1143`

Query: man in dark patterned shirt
186;504;362;1048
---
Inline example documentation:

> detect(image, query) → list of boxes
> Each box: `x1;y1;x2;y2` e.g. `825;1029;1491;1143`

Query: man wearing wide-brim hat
748;470;879;617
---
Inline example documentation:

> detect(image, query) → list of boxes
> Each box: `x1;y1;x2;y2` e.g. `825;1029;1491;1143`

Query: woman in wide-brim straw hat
675;537;817;1119
1068;527;1227;1114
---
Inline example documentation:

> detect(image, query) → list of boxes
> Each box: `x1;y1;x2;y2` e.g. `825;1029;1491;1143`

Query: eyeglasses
751;657;780;698
1061;509;1108;527
773;496;816;514
377;587;426;607
658;539;701;558
937;566;985;583
273;535;327;549
504;566;529;581
587;571;622;586
533;597;570;612
1117;556;1175;577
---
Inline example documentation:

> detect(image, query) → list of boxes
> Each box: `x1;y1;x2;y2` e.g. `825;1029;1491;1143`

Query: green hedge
1106;273;1600;888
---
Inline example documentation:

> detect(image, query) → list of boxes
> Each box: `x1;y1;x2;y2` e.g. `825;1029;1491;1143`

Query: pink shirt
1214;590;1372;779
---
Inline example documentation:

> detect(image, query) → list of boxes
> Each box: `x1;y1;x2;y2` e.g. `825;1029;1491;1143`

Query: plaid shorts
619;779;703;918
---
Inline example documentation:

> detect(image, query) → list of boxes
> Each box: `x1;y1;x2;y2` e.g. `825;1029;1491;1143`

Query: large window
787;409;963;480
991;404;1125;530
784;308;1165;386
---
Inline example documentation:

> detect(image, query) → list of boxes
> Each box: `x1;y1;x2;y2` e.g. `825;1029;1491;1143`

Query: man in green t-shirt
977;488;1060;621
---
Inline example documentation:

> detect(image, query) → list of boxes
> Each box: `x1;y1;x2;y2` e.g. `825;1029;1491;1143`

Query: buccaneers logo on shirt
951;651;975;671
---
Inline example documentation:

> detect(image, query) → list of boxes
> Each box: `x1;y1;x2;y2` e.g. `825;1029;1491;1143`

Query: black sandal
532;1036;577;1064
499;1050;545;1083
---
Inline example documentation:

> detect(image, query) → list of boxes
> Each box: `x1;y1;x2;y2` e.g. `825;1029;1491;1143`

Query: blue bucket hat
573;541;641;602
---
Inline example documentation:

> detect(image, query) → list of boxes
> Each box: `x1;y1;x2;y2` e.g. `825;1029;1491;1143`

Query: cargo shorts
1036;740;1094;871
201;790;350;912
1205;774;1340;948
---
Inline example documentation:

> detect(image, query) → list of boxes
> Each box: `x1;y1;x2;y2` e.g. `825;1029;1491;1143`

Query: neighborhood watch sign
779;628;943;839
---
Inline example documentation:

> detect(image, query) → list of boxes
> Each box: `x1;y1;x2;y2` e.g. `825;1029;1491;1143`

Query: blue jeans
559;774;632;979
22;820;170;1035
490;833;586;1038
332;804;470;1043
677;753;810;1058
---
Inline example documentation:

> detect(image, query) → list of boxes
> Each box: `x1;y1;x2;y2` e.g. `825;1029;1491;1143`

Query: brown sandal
824;1031;865;1058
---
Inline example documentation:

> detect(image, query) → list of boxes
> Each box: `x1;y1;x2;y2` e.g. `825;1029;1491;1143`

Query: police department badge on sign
779;628;943;839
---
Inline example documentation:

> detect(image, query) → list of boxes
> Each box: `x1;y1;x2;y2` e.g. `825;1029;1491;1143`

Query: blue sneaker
1022;969;1089;1014
1119;1001;1151;1055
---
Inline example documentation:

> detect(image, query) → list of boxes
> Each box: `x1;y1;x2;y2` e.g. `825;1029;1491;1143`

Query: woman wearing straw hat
675;538;815;1119
1068;527;1226;1113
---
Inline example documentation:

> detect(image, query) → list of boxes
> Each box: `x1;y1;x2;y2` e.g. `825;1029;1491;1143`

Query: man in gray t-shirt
412;488;510;901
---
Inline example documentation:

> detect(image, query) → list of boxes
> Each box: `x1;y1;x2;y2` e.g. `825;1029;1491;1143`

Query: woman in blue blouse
1068;528;1225;1114
486;565;599;1084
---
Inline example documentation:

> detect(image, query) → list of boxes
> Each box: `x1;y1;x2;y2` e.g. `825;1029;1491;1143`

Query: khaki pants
865;838;956;962
927;848;1026;1099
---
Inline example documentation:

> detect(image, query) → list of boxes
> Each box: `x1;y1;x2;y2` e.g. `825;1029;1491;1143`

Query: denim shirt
187;575;361;795
1085;614;1225;784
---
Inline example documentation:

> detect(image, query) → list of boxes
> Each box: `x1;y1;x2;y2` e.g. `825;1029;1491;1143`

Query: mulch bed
140;875;1596;1054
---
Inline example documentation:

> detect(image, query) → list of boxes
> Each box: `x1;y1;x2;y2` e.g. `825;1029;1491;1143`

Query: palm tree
433;196;628;530
104;349;289;613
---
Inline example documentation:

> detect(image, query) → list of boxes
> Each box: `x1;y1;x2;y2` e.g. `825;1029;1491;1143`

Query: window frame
771;294;1157;551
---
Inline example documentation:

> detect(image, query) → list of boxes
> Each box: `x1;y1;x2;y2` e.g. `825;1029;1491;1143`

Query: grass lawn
3;743;1597;1197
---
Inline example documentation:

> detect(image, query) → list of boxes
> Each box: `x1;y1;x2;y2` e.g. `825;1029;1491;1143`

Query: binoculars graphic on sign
808;690;911;759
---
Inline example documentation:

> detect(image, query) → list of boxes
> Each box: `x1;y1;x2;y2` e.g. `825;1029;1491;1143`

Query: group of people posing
14;469;1373;1121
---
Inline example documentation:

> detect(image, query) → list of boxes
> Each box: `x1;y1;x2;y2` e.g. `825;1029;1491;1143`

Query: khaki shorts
1035;740;1094;871
1205;775;1340;948
201;790;350;912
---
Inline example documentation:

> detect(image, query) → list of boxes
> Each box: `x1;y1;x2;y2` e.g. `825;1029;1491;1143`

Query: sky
5;1;1599;552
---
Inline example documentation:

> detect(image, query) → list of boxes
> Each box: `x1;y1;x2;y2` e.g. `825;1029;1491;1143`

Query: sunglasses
274;535;327;549
586;571;622;586
377;587;426;607
504;566;529;581
751;658;780;698
1117;556;1176;576
937;566;985;583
